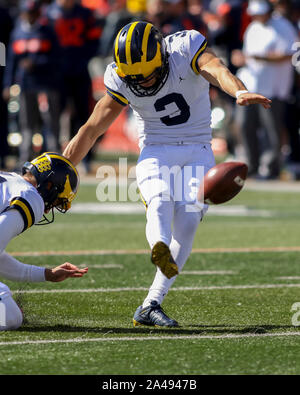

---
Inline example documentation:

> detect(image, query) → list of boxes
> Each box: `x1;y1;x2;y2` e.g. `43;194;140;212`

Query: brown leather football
198;162;248;204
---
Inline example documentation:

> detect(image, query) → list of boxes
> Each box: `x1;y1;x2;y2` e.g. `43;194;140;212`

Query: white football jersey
0;172;44;233
104;30;212;149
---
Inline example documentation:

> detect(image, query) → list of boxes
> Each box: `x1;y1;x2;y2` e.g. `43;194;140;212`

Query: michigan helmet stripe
131;22;147;64
45;153;79;179
142;23;152;63
116;22;152;66
115;22;163;78
125;21;139;66
191;40;207;75
116;44;162;77
31;152;78;180
114;28;124;66
9;197;35;232
118;32;127;65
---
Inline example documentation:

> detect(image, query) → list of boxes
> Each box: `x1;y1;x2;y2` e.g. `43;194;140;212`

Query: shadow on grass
15;324;294;336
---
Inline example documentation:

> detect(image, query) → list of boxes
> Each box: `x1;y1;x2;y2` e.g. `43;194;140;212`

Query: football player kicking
0;152;88;331
63;22;271;327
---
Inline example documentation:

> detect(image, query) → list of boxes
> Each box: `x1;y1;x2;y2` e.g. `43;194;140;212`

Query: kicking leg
142;205;204;307
136;145;179;278
133;144;214;327
133;206;204;327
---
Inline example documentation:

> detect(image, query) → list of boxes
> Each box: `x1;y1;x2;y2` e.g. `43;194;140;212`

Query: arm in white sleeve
0;210;46;282
0;252;45;282
0;209;23;254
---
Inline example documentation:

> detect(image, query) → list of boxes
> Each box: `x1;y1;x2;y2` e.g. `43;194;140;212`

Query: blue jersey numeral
154;93;191;126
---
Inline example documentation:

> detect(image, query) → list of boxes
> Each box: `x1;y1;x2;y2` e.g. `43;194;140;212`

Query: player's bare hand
236;93;272;109
45;263;88;282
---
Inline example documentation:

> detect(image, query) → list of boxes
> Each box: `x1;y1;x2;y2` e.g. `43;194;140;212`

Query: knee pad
0;295;23;331
0;282;10;294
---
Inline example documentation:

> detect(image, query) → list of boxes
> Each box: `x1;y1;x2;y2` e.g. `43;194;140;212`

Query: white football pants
136;143;215;306
0;282;23;331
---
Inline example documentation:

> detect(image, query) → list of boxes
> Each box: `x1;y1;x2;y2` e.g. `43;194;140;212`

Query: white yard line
1;331;300;347
277;277;300;280
70;203;274;217
181;270;236;275
78;264;123;269
244;180;300;192
12;283;300;294
10;246;300;256
68;266;231;273
81;177;300;192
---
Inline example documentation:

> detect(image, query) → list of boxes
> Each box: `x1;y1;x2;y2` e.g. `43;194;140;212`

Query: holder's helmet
22;153;79;222
113;21;169;97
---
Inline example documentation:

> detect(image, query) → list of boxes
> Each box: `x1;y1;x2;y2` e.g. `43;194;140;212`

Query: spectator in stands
152;0;207;37
3;0;62;165
45;0;102;172
270;0;300;177
127;0;147;16
270;0;292;17
99;0;136;58
0;0;19;19
0;6;13;170
232;0;298;179
206;0;248;73
145;0;167;29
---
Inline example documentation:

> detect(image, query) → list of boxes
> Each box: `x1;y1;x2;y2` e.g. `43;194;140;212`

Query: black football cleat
133;300;179;327
151;241;179;279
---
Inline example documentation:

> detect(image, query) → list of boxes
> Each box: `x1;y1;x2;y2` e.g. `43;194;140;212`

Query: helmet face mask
114;21;169;97
22;152;79;224
123;60;169;97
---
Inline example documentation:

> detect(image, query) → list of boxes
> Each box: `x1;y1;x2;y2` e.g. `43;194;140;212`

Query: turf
6;212;300;252
7;185;300;253
1;185;300;374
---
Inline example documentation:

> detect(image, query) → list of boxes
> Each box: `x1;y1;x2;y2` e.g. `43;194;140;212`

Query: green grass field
1;181;300;375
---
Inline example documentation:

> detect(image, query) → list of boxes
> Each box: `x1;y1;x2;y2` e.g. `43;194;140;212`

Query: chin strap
35;199;70;226
35;208;55;226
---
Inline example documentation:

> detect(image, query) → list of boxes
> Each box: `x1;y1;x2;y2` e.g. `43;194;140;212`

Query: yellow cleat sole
151;242;179;279
133;319;141;327
133;319;165;328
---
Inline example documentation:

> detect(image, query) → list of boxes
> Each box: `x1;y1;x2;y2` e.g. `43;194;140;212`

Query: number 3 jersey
104;30;212;149
0;172;44;233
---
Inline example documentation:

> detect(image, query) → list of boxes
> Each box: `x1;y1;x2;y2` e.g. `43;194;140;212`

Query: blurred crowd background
0;0;299;180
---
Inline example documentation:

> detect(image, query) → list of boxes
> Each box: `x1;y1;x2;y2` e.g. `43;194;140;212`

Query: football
198;161;248;205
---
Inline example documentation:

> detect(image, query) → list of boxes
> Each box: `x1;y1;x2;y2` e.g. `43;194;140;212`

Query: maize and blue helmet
113;21;169;97
22;152;79;222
